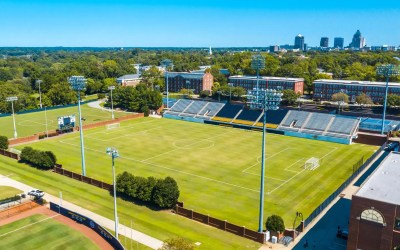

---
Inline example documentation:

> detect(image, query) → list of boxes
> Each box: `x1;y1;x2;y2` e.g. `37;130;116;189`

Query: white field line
0;214;59;238
141;131;230;162
241;147;291;173
284;158;305;173
267;146;339;195
87;119;159;137
58;139;259;193
84;127;162;142
242;171;286;182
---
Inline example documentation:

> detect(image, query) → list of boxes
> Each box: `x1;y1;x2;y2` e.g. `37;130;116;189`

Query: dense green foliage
0;48;399;113
0;135;8;149
266;214;285;233
160;237;194;250
20;146;56;169
387;94;400;107
116;171;180;208
282;89;301;105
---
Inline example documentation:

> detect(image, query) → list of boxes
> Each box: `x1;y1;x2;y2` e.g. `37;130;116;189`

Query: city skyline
0;0;399;47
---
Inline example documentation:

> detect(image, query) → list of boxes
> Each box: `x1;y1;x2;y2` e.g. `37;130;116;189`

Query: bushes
0;136;8;149
116;171;179;208
20;147;57;169
266;214;285;233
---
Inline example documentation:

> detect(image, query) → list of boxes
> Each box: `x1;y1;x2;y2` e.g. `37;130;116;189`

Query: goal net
106;123;120;130
304;157;320;170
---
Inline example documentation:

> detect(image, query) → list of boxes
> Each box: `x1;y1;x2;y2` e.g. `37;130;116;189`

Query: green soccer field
0;214;99;249
17;117;377;229
0;103;131;139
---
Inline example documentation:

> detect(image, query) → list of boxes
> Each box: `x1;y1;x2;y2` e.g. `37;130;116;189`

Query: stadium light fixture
376;64;400;134
108;86;116;120
6;96;18;139
248;88;283;233
68;76;87;176
106;147;120;240
161;59;173;108
36;80;43;109
251;53;266;102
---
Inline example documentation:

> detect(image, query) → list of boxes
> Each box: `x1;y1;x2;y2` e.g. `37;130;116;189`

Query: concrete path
0;174;164;249
87;100;109;111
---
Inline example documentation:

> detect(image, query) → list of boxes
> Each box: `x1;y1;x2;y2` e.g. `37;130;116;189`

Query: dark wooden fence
53;165;113;191
0;149;19;160
175;205;265;243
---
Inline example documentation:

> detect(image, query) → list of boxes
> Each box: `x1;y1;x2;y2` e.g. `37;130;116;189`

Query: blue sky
0;0;399;47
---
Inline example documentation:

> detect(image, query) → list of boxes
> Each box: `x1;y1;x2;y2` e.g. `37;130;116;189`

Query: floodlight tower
106;147;120;239
108;86;115;120
251;53;265;101
161;59;173;108
36;80;43;109
376;64;400;134
68;76;87;176
248;88;282;233
6;96;18;139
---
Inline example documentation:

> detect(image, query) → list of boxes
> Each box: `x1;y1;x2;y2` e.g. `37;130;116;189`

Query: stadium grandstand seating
278;110;359;142
163;99;224;121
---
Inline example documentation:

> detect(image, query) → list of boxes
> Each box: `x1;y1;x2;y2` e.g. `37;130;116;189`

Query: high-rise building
334;37;344;49
269;45;279;53
350;30;365;49
294;34;305;51
320;37;329;48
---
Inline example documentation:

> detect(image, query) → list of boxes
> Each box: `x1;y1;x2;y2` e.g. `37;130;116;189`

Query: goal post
304;157;320;170
106;123;120;130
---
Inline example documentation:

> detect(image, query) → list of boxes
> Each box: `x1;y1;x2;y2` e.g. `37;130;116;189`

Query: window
360;209;385;225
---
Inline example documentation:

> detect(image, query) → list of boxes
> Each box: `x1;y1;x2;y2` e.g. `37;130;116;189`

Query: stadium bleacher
169;99;192;112
164;99;224;121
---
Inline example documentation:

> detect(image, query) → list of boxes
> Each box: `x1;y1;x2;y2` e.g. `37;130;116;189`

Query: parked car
336;228;349;240
27;189;44;198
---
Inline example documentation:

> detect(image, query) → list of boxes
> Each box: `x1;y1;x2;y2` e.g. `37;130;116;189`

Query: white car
27;189;45;198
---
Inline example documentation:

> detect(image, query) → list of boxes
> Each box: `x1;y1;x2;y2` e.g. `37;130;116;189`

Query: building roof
229;75;304;82
314;79;400;87
117;74;141;81
167;72;205;79
356;152;400;205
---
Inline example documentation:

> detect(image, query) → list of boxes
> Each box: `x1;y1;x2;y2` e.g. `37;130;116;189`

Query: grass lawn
0;186;22;200
0;103;131;138
0;214;99;249
14;117;377;229
0;156;261;249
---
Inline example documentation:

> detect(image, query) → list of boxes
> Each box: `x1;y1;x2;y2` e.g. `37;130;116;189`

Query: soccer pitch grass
0;103;131;138
17;117;377;229
0;214;99;249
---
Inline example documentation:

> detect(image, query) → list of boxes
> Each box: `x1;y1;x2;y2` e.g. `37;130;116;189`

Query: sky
0;0;399;47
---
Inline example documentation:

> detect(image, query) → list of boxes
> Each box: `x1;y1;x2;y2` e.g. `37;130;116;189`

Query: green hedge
0;136;8;150
116;171;180;208
20;147;57;169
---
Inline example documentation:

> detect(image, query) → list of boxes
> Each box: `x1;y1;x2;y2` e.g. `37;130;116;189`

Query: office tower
320;37;329;48
334;37;344;49
294;34;305;51
350;30;364;49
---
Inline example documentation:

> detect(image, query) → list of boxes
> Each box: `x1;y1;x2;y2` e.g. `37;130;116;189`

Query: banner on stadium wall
50;202;124;250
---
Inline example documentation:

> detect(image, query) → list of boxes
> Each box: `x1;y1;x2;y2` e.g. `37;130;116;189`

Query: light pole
68;76;87;176
376;64;400;134
251;53;265;101
161;59;173;108
108;86;115;120
36;80;43;109
6;96;18;139
106;147;120;239
248;88;282;233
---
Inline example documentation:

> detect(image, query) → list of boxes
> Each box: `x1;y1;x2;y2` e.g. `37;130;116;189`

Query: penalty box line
241;147;291;173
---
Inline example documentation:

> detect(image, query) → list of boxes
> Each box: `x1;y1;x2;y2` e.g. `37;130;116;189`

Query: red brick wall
348;195;400;250
8;135;39;146
202;73;213;91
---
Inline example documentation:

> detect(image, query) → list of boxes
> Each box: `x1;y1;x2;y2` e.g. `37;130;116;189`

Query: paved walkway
0;174;164;249
87;100;109;111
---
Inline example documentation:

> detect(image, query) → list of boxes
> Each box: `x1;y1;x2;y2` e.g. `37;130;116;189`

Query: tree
266;214;285;233
356;93;373;106
0;135;8;149
159;237;194;250
152;177;180;208
332;92;349;112
282;89;301;105
387;94;400;108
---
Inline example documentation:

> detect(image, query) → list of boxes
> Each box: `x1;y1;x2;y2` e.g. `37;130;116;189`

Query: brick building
348;152;400;250
313;79;400;102
228;75;304;94
166;72;213;94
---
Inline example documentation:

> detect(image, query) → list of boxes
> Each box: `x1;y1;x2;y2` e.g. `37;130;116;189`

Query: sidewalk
0;174;164;249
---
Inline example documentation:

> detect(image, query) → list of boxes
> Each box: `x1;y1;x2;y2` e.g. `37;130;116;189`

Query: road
0;174;164;249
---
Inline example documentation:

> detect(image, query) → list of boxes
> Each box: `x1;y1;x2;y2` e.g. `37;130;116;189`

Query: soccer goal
304;157;320;170
106;123;120;130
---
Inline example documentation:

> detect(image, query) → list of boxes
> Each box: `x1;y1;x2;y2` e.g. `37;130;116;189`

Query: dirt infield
0;205;113;250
